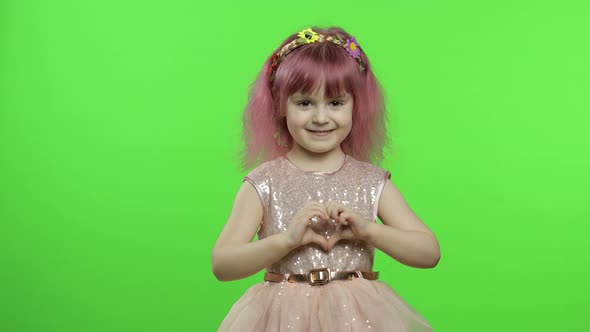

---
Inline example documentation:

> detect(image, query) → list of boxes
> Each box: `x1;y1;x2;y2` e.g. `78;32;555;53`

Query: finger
340;212;356;226
325;202;333;219
326;205;335;221
300;208;328;224
338;227;355;240
308;212;330;223
326;234;340;251
302;228;317;245
327;203;344;220
331;207;343;221
307;230;328;251
328;226;354;246
337;205;347;217
316;234;329;252
339;212;348;226
325;200;335;211
301;202;321;215
307;201;327;212
307;207;330;220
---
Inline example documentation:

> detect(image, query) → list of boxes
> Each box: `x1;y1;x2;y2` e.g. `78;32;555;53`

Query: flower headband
267;28;365;82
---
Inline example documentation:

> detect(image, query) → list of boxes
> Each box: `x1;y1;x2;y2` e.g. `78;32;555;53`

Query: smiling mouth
307;129;335;133
307;129;335;136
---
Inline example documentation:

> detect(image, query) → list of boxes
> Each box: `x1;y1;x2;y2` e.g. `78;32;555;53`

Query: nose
312;106;329;124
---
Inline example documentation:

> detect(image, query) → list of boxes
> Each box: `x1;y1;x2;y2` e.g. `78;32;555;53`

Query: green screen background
1;1;589;331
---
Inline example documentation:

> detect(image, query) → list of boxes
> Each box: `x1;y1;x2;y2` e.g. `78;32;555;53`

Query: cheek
286;112;307;128
285;115;304;138
285;119;294;137
337;112;353;129
339;115;353;138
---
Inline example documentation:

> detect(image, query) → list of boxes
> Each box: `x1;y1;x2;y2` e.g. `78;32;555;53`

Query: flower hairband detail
345;37;361;58
268;28;365;82
298;28;320;43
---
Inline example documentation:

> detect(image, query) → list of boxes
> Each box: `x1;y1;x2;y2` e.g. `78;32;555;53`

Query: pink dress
219;155;433;331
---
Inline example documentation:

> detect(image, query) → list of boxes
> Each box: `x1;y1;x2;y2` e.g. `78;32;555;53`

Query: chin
304;145;340;154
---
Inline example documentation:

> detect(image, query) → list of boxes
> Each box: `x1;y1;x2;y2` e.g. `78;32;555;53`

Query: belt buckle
308;268;330;286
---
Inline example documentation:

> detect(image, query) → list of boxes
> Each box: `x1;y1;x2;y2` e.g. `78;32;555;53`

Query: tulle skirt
218;278;433;331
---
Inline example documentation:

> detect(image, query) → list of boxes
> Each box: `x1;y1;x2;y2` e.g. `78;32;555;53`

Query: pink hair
240;27;389;170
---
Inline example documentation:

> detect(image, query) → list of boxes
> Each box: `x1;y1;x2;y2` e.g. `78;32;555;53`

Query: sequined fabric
219;155;434;331
245;155;389;274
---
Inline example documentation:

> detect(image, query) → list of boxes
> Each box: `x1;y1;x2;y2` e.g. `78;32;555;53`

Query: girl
212;26;440;331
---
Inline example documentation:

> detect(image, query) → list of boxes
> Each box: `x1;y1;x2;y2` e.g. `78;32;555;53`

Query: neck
285;147;346;172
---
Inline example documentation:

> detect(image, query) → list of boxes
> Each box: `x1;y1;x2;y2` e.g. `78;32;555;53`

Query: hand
325;201;372;251
284;201;330;251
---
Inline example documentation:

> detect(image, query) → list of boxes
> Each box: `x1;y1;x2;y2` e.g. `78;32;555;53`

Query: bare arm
211;181;293;281
368;180;441;268
211;181;328;281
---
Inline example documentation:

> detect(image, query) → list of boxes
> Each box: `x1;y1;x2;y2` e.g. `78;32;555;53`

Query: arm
211;181;294;281
368;180;441;269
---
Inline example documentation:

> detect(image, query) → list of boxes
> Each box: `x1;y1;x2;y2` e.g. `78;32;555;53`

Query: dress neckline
282;154;349;175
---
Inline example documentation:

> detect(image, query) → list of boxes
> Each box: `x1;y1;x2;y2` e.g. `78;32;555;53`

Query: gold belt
264;268;379;286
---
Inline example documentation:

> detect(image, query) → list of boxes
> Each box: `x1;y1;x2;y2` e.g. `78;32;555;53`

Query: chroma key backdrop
1;1;589;331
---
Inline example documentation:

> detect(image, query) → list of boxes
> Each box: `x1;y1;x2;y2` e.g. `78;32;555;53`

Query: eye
296;100;312;108
330;100;345;107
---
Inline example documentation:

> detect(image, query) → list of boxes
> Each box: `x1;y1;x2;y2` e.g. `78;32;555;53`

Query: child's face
285;84;353;155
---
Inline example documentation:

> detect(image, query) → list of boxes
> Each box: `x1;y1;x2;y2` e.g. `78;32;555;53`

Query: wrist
277;232;297;252
364;221;380;244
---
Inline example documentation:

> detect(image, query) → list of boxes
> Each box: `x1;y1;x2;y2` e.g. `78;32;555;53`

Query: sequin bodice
244;155;390;274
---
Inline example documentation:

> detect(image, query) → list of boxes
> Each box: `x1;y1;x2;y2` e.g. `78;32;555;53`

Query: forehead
283;67;353;98
290;84;350;99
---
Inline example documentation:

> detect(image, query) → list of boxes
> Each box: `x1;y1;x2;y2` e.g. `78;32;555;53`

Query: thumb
326;233;341;252
318;234;330;252
308;231;328;252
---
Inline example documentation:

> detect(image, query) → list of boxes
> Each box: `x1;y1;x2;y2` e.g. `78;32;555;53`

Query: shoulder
243;157;288;198
345;156;390;180
242;158;285;213
344;156;391;220
244;157;285;181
